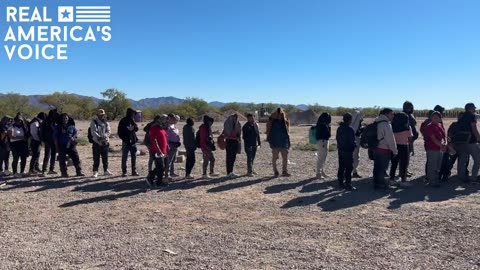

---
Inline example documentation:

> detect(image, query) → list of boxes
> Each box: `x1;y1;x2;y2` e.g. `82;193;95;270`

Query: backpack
87;120;99;144
360;120;387;149
308;126;317;144
195;129;201;148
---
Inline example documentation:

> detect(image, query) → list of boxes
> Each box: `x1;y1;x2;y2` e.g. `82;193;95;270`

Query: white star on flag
58;6;74;22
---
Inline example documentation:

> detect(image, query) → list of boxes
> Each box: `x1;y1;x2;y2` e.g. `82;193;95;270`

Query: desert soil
0;118;479;270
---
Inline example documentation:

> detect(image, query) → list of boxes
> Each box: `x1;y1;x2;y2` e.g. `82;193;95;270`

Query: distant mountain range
1;93;311;110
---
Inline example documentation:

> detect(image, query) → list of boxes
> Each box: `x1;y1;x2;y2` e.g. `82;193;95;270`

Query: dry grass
0;119;479;269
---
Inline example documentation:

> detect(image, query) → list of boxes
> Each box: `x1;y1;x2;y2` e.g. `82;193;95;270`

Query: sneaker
209;173;220;177
76;172;86;177
61;173;69;178
170;173;180;177
388;179;398;186
48;170;58;175
132;172;140;177
3;170;12;176
282;172;291;177
13;173;23;178
352;173;362;178
247;172;254;177
202;174;211;179
345;184;357;191
93;171;99;178
274;171;280;178
185;175;195;180
122;172;128;177
104;170;113;176
252;171;258;175
316;174;325;180
320;172;329;178
28;171;38;176
399;182;412;188
227;173;238;178
39;172;47;177
406;171;414;177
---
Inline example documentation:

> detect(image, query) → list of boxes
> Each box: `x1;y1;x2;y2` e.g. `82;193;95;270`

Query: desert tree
99;88;131;120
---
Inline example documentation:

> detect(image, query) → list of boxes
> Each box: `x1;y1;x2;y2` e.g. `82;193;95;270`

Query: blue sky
1;0;479;109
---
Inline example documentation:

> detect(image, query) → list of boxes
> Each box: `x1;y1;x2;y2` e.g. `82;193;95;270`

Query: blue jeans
121;143;137;174
373;151;391;187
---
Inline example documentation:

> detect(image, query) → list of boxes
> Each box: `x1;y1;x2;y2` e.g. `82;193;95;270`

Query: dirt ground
1;118;479;270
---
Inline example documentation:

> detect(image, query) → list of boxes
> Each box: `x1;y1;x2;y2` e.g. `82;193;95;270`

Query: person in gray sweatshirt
373;108;397;189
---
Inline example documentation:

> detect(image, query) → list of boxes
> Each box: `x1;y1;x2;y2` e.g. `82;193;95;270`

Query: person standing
267;108;291;177
315;113;331;179
336;113;357;191
373;108;397;189
91;109;112;178
9;115;29;178
166;114;181;178
223;114;241;178
351;111;364;178
0;116;13;176
242;113;261;177
144;115;161;173
28;112;46;175
147;115;169;187
200;116;219;178
389;112;413;187
40;109;59;177
402;101;418;176
54;113;84;177
183;118;196;179
456;103;480;183
424;111;447;187
118;108;139;177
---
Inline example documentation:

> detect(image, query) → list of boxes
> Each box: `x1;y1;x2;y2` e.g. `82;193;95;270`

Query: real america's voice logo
3;5;112;61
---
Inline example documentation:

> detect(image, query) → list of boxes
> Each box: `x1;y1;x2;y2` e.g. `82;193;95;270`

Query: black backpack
360;120;387;149
195;129;201;149
87;120;99;144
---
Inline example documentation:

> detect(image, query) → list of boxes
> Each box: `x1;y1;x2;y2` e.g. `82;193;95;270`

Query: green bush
77;137;89;146
294;143;317;151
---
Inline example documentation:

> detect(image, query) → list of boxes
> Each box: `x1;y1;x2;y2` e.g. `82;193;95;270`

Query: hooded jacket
376;114;398;155
336;122;356;152
223;115;241;140
267;109;290;149
183;124;196;151
350;111;363;137
91;117;111;146
242;121;261;147
117;108;138;145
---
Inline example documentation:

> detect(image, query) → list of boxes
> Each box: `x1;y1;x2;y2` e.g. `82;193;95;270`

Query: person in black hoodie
40;109;59;177
242;113;261;177
183;118;196;179
336;113;356;191
315;112;331;179
118;108;139;177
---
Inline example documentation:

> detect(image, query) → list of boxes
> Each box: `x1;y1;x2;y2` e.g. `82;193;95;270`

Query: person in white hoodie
350;111;363;178
373;108;398;189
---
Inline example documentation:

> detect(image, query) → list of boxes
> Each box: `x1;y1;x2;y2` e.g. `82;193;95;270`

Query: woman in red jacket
147;115;169;187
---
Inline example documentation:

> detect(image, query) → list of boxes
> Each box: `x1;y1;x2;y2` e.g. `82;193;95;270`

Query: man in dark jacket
118;108;139;177
183;118;196;179
243;113;261;176
336;113;357;191
403;101;418;177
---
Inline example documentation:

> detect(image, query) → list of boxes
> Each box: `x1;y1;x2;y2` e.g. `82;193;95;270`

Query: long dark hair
392;112;410;133
317;113;331;126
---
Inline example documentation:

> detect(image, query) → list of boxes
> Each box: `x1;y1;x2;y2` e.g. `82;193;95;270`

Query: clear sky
1;0;479;109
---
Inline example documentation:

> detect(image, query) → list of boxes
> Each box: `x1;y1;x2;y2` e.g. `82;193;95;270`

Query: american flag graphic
75;6;111;23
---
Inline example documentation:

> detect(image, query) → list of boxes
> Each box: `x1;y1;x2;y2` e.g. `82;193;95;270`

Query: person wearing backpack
223;113;242;178
350;111;364;178
456;103;480;183
315;113;331;179
54;113;84;178
90;109;112;178
199;115;219;178
40;109;59;177
9;114;30;178
0;116;13;176
439;113;468;182
242;113;261;177
336;113;357;191
372;108;397;189
28;112;46;175
144;115;161;173
267;108;291;177
183;118;196;179
389;112;413;187
118;108;139;177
